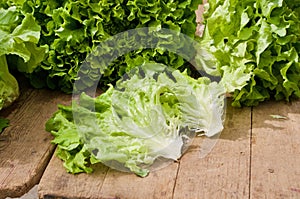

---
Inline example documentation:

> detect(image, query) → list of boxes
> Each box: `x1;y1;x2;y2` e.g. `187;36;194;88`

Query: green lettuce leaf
198;0;300;107
46;63;225;177
25;0;200;92
0;117;9;133
0;3;47;110
0;55;19;109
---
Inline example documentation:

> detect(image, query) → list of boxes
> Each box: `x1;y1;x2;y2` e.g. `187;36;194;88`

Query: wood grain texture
39;152;178;199
2;77;299;198
99;163;178;199
38;153;109;199
173;102;252;199
251;100;300;199
38;100;252;199
0;88;71;199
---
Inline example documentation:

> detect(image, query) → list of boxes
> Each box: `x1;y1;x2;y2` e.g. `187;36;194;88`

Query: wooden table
1;85;300;199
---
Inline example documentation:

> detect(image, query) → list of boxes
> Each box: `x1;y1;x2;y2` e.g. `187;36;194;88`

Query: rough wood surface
2;88;300;198
173;103;251;199
251;100;300;199
0;87;71;199
39;147;179;199
38;101;252;199
38;153;109;199
99;163;178;199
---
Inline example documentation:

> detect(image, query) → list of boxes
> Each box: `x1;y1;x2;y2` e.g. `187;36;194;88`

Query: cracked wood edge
0;88;71;199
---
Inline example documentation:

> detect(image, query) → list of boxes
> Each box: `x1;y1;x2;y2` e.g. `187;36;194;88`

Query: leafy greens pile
25;0;201;92
198;0;300;107
0;2;46;110
46;63;225;177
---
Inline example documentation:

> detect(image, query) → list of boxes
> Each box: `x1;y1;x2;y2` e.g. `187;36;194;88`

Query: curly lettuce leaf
0;3;47;109
0;6;46;72
26;0;200;92
46;63;225;177
198;0;300;107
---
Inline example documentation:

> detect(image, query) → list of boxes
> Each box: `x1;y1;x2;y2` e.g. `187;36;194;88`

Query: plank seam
248;106;253;199
36;145;57;184
98;167;110;197
171;161;180;199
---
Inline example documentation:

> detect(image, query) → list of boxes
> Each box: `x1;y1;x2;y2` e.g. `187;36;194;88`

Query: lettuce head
46;63;226;177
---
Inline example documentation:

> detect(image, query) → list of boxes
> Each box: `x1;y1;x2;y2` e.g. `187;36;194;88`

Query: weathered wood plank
38;153;109;199
38;100;252;199
99;163;178;199
173;102;252;199
0;88;71;199
251;100;300;199
39;151;178;199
